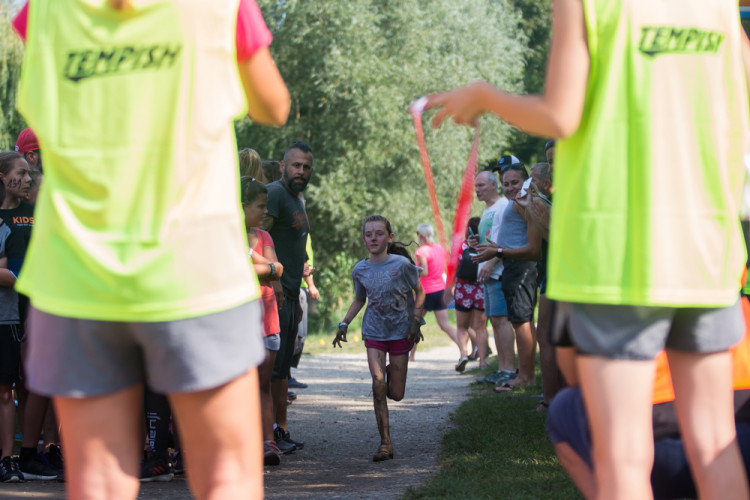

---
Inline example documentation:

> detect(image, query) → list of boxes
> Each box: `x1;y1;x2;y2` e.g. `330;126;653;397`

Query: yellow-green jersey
16;0;259;321
301;235;313;289
548;0;749;307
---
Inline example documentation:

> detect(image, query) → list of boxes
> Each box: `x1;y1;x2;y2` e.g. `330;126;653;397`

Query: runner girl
333;215;425;462
241;176;285;465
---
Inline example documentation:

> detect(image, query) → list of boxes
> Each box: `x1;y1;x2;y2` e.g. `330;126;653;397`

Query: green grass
402;360;582;500
302;310;456;355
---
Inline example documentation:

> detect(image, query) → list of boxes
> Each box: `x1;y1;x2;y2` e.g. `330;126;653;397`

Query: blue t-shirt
352;254;420;341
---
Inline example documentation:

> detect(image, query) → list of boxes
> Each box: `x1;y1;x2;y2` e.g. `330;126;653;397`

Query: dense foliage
0;2;25;149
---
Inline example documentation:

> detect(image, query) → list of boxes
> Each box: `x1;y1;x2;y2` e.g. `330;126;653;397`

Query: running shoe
493;370;518;384
263;441;281;466
44;444;64;472
140;455;173;482
0;456;23;483
455;356;470;373
372;443;394;462
287;377;308;389
171;450;185;475
280;429;304;451
19;454;59;481
467;345;479;361
273;427;297;455
287;391;297;401
475;369;517;385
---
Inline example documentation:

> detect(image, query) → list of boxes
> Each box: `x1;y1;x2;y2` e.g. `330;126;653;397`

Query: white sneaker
455;356;469;373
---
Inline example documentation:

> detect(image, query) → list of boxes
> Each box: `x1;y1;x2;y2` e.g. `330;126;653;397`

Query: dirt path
2;344;470;499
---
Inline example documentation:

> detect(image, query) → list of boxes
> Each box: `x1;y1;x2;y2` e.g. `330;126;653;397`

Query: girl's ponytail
388;241;416;265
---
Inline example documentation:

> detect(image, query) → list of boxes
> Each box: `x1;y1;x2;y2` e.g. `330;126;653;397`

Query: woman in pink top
415;224;466;371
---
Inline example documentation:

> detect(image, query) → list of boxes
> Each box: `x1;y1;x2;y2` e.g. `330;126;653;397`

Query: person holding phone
454;217;489;368
473;160;543;390
470;169;516;384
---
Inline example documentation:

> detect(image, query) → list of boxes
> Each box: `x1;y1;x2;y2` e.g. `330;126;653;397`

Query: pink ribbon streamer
410;97;480;289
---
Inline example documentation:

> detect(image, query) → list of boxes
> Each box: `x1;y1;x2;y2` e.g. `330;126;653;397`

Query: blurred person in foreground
12;0;290;498
424;0;750;498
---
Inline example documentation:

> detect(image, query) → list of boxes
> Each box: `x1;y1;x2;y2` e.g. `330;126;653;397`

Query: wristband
338;321;348;329
496;247;504;258
248;248;254;258
269;263;276;277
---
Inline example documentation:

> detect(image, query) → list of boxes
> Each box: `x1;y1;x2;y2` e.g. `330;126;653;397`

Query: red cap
14;128;39;154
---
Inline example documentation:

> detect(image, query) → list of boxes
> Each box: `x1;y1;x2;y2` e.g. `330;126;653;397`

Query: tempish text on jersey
63;44;182;83
639;26;724;57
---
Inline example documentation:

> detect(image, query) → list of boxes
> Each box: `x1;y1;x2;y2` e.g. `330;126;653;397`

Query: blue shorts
483;278;507;318
423;290;448;311
264;333;280;352
546;387;593;468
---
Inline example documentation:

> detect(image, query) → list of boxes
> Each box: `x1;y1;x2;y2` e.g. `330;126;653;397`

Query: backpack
456;246;478;281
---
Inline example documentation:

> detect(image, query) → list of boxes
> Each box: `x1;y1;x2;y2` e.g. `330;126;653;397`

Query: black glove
333;324;348;348
408;316;424;344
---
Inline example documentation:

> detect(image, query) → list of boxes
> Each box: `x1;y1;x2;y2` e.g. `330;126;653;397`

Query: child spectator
0;176;23;483
241;176;286;463
0;151;58;481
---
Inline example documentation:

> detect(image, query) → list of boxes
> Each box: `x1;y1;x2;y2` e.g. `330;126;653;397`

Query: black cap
493;154;524;172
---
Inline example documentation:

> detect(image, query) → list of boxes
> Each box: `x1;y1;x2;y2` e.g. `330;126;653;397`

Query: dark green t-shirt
266;180;308;296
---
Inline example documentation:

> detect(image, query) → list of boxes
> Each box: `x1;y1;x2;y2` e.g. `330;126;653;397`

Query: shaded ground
0;343;470;499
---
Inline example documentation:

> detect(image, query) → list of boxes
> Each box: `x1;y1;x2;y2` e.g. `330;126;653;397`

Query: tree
0;1;26;149
503;0;552;167
241;0;529;327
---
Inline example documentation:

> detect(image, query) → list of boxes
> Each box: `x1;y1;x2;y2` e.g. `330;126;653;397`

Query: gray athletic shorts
264;333;281;352
25;300;265;398
553;300;743;361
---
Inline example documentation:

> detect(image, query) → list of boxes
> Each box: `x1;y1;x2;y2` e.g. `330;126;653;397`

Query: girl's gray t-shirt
352;254;420;341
